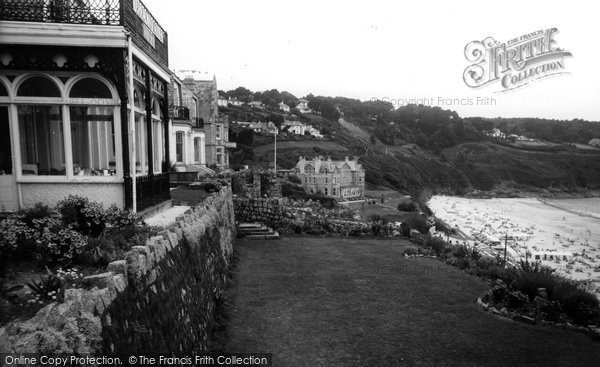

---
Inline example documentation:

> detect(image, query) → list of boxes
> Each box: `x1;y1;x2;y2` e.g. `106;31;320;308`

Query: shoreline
462;188;600;200
427;195;600;296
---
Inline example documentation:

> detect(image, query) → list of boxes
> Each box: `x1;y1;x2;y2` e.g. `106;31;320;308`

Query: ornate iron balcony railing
169;105;190;120
0;0;122;25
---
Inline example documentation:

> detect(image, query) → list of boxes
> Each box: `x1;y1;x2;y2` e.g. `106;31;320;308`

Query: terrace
0;0;168;67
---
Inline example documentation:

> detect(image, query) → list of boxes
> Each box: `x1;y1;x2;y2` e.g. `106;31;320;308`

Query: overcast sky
144;0;599;121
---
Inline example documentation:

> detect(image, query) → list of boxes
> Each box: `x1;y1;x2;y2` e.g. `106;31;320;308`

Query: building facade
0;0;171;212
168;73;206;172
294;156;365;199
295;98;312;114
176;71;235;169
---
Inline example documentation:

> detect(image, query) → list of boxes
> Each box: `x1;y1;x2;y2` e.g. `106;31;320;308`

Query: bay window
13;74;122;180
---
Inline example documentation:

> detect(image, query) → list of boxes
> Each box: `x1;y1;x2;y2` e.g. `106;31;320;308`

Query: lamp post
273;127;277;172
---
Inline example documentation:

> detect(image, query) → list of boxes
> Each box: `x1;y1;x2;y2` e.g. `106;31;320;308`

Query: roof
282;120;304;127
295;156;363;173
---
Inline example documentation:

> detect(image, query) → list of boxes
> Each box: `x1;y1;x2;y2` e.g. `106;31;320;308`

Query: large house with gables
294;156;365;199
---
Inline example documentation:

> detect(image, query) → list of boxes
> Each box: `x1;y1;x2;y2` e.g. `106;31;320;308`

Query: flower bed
404;235;600;335
0;196;160;325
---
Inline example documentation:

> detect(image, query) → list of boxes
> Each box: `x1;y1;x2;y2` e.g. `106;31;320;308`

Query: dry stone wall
232;198;285;226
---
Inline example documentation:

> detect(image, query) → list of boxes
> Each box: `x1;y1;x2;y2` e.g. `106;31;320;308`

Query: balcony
169;105;190;121
1;0;121;25
0;0;169;67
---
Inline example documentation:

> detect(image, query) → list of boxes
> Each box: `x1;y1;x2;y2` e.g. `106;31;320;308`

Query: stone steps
237;222;280;240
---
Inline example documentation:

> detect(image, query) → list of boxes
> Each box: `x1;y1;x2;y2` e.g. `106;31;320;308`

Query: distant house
278;101;290;112
234;121;254;128
295;98;312;114
217;95;228;107
589;138;600;147
251;121;278;134
229;97;243;107
307;126;323;138
294;156;365;199
489;128;506;139
281;120;306;135
281;120;321;137
248;101;265;109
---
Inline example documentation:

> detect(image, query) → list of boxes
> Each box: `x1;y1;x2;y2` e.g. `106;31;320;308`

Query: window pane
152;119;163;173
18;105;65;175
70;78;112;98
17;76;61;97
135;113;148;174
0;82;7;96
175;131;183;163
70;106;115;176
194;138;200;162
0;107;11;174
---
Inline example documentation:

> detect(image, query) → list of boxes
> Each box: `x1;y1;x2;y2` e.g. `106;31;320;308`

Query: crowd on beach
429;196;600;296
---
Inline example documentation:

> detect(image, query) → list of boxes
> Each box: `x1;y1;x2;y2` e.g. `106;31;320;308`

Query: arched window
134;88;145;109
69;78;112;98
17;76;61;97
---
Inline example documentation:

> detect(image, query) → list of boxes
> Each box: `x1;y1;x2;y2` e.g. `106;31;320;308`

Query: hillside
221;91;600;199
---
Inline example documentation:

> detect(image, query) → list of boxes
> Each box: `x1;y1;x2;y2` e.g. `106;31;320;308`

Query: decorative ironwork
150;73;164;95
132;59;146;83
169;105;190;120
0;45;126;96
124;172;170;212
0;0;122;25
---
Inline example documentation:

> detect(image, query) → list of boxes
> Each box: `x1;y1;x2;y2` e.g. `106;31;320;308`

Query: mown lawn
221;237;600;367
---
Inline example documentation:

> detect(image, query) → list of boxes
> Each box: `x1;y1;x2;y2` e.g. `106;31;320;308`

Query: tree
237;129;254;146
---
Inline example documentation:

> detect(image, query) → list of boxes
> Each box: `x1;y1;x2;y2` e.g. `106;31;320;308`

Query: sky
143;0;600;121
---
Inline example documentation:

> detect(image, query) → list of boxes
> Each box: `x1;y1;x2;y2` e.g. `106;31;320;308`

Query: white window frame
5;73;122;184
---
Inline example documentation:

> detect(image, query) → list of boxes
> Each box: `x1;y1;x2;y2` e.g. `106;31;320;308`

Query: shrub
399;222;411;237
397;201;418;212
451;245;470;259
20;203;57;227
288;175;302;184
0;218;35;258
552;281;600;325
29;218;88;266
104;205;139;227
402;246;420;256
425;236;447;256
402;213;430;234
81;225;159;266
195;182;220;193
57;195;106;237
26;270;63;304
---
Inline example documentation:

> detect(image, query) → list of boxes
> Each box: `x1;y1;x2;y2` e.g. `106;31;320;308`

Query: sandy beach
428;196;600;295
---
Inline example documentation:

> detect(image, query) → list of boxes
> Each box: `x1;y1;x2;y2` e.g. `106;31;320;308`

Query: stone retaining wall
233;198;285;226
0;189;236;355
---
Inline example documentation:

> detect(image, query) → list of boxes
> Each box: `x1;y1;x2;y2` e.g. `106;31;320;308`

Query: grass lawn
220;237;600;367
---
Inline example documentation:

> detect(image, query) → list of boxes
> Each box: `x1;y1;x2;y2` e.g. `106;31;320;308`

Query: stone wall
0;189;236;354
233;197;285;226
